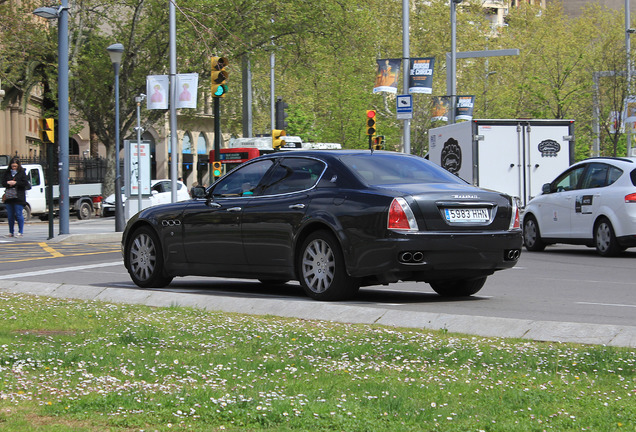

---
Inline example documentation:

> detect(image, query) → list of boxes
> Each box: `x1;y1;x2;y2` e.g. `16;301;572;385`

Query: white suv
523;157;636;256
102;179;190;217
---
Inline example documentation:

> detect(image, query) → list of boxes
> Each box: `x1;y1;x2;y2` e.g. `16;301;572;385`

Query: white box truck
0;164;102;220
428;119;575;207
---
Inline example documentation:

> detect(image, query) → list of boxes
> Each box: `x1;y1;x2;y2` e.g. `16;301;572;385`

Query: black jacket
2;168;30;206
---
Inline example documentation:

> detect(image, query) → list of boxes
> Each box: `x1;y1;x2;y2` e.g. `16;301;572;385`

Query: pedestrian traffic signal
39;118;55;143
212;161;223;179
272;129;286;149
275;97;289;130
366;110;376;136
211;56;229;98
373;135;384;150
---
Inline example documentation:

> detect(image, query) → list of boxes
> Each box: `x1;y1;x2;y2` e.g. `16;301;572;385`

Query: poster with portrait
146;75;169;110
373;59;401;94
455;95;475;121
431;96;449;122
408;57;435;94
176;73;198;109
623;96;636;133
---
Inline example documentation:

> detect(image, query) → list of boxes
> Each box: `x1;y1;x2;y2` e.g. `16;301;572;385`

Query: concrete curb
1;281;634;347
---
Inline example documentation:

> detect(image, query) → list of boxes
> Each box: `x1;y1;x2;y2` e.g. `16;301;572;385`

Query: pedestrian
2;157;30;238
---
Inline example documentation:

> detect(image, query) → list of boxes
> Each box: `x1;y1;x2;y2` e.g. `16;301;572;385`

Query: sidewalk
0;217;122;243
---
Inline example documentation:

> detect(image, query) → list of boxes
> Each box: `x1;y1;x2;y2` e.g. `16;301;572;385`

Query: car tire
430;276;487;297
595;218;621;257
298;230;359;301
78;201;92;220
126;226;173;288
22;205;31;222
523;215;546;252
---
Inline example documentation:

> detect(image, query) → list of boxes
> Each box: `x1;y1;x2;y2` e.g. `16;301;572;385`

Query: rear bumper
347;230;523;283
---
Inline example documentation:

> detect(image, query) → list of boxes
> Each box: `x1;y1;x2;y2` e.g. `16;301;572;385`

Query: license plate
444;208;490;223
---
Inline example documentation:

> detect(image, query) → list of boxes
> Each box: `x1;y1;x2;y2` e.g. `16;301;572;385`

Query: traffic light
39;118;55;143
275;97;289;130
212;161;223;179
211;56;229;98
272;129;286;149
373;135;384;150
366;110;376;136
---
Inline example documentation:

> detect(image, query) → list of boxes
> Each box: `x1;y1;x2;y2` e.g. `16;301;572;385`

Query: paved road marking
39;242;64;258
0;261;123;280
576;301;636;308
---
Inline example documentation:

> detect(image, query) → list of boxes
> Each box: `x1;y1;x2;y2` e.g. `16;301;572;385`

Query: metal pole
450;0;459;124
113;61;125;232
169;0;178;202
626;0;633;157
214;98;220;161
402;0;411;154
58;0;69;234
135;95;144;211
242;54;253;137
270;51;275;132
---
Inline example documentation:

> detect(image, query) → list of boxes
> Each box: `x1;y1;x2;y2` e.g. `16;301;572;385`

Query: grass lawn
0;291;634;431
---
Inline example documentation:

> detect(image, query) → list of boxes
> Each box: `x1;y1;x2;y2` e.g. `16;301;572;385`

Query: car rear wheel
595;218;621;257
126;226;173;288
78;201;92;220
430;276;487;297
298;230;359;301
523;215;546;252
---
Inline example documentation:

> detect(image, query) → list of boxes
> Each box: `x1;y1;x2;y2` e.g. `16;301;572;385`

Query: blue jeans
6;202;24;235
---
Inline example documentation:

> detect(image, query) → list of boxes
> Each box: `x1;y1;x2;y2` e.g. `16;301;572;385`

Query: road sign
397;94;413;119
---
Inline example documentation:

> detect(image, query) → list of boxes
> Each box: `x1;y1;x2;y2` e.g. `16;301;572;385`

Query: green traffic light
213;84;227;97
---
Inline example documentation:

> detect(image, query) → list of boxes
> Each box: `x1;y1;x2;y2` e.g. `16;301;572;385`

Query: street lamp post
107;43;125;232
135;93;146;212
32;1;70;236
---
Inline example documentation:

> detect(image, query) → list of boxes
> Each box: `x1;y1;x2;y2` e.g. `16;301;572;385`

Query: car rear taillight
625;193;636;203
509;199;520;230
388;197;419;232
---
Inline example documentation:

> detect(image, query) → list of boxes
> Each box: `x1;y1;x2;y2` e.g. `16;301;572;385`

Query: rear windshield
339;153;466;186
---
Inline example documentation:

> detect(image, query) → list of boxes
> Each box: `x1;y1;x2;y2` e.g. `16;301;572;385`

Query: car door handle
289;204;306;209
206;201;221;208
227;207;242;212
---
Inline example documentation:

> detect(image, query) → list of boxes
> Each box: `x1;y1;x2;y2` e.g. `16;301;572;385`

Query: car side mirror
191;186;207;198
542;183;551;194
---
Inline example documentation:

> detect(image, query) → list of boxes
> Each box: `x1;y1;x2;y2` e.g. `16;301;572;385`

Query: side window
607;166;623;186
261;158;325;195
212;159;274;197
29;169;41;187
552;165;586;192
580;163;609;189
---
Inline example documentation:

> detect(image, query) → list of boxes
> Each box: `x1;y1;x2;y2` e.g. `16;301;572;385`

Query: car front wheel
595;218;621;257
298;230;359;301
126;226;173;288
523;215;546;252
430;276;487;297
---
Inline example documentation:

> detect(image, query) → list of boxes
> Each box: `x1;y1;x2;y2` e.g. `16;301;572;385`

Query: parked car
122;150;522;301
523;157;636;256
102;179;190;217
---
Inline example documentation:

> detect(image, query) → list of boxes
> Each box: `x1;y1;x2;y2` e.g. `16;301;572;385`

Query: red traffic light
367;110;376;118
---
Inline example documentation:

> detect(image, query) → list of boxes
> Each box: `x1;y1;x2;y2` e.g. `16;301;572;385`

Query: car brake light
625;193;636;203
509;199;520;230
388;197;419;232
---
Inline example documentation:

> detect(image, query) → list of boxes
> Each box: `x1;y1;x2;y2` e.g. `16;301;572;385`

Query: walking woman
2;157;30;237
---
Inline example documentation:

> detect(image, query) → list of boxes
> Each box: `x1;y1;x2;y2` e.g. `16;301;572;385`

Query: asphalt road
0;217;634;347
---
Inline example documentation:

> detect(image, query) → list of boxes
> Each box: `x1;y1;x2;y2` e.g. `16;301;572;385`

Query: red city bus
209;147;260;174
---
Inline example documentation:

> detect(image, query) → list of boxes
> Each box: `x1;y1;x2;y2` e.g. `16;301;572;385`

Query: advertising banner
146;75;169;110
373;58;401;94
455;95;475;121
176;73;198;109
431;96;450;122
409;57;435;94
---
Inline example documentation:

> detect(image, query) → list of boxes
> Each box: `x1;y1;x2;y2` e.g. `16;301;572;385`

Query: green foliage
2;0;636;163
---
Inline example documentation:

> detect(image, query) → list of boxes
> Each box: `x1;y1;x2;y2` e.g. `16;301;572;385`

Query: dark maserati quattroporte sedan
122;150;522;301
